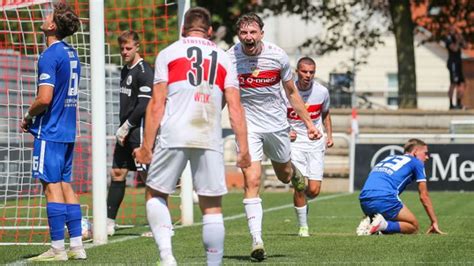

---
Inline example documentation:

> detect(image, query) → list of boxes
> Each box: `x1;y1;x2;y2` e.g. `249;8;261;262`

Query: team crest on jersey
251;68;260;77
126;75;132;85
39;73;50;80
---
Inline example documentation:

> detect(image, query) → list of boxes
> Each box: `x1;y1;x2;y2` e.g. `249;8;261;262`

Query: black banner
354;143;474;191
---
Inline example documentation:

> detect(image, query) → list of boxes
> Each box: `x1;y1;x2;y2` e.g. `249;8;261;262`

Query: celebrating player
21;3;86;261
227;13;321;261
106;30;153;236
134;7;250;266
286;57;333;237
356;139;445;235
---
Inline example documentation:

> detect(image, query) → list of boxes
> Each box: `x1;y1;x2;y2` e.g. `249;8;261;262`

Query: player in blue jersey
356;139;445;235
20;3;86;261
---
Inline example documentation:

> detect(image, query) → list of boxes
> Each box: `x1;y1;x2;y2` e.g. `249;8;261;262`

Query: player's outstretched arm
282;79;321;140
322;111;334;148
134;82;167;164
418;181;446;235
225;87;250;169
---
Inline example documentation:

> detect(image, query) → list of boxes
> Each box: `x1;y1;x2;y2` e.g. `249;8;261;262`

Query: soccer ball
81;217;93;240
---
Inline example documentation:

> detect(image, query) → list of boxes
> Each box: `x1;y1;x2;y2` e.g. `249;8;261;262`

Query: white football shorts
147;145;227;196
291;149;325;181
248;128;291;163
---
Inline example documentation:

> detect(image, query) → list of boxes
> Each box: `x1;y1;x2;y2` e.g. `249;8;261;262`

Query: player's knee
275;166;292;183
244;176;261;190
404;219;419;234
306;188;320;199
110;169;126;182
412;219;420;233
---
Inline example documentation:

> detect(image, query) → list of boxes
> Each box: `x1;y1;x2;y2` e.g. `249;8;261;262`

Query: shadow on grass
224;254;286;262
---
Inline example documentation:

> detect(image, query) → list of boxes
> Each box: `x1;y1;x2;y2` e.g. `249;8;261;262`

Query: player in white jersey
286;57;334;237
134;7;250;266
227;13;321;262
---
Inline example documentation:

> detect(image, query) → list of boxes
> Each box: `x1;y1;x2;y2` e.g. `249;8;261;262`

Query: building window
387;73;398;106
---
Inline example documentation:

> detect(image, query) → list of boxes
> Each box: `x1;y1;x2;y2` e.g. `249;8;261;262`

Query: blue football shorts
32;139;75;183
359;195;403;220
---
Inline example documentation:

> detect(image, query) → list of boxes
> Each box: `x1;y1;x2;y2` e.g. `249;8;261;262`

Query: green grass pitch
1;191;473;264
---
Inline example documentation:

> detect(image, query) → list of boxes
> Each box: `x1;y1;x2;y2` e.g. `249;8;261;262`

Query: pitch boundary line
8;192;351;265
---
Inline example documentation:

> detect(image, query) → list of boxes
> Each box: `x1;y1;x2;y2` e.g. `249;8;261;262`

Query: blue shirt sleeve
37;51;57;87
413;159;427;182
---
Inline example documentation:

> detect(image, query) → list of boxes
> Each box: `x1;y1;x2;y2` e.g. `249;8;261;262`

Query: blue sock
383;221;401;234
47;202;67;241
66;204;82;238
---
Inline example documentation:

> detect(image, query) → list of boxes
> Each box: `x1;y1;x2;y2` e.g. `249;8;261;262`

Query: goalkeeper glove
116;120;132;146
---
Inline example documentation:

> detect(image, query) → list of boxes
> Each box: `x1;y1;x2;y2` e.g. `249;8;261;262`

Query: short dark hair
403;138;427;153
182;7;211;36
236;12;264;31
297;57;316;68
53;2;80;39
118;30;140;45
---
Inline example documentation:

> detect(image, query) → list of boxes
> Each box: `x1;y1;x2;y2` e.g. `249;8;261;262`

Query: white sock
295;205;308;227
51;239;65;251
69;236;83;248
146;197;173;260
202;214;224;266
243;198;263;244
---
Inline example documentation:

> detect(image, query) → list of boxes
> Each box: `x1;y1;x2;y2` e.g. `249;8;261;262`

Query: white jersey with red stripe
227;41;293;133
154;36;239;152
286;80;330;151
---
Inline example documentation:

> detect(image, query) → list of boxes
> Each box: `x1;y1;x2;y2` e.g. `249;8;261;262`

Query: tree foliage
197;0;472;109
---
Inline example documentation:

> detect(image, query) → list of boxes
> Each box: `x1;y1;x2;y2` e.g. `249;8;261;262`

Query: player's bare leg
293;180;321;237
242;161;266;261
146;187;176;265
395;206;419;234
272;160;306;191
199;195;225;265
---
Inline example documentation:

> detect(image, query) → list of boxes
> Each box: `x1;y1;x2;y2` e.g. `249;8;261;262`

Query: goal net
0;0;178;245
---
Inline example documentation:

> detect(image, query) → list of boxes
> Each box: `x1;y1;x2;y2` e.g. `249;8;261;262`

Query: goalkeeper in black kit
107;30;153;236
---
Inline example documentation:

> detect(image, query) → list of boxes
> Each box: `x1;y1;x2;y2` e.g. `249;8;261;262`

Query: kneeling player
357;138;445;235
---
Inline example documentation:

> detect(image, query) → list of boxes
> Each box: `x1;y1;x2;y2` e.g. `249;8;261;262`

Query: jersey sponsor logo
126;75;132;85
120;87;132;97
287;104;322;120
64;97;78;108
39;73;51;80
139;86;152;93
238;69;280;88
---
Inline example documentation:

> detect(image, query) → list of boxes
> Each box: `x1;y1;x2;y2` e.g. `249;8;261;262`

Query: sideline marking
8;193;351;265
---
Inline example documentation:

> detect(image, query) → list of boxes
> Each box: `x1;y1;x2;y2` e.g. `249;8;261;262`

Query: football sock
243;197;263;244
146;197;173;260
295;205;308;227
47;202;67;250
107;180;126;219
65;203;83;248
202;214;225;266
383;221;401;234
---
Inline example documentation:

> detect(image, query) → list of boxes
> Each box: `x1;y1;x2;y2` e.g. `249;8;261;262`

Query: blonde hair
403;138;427;153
